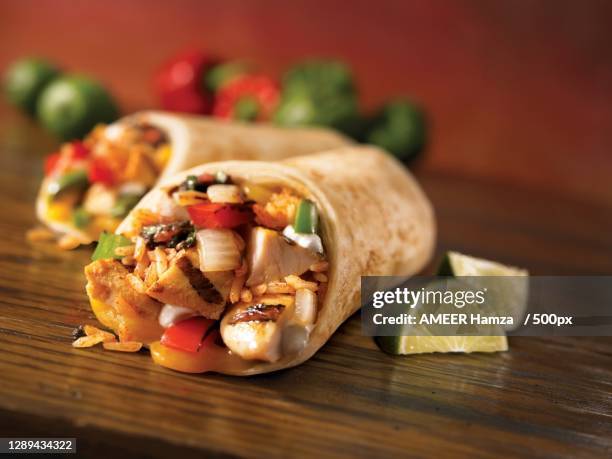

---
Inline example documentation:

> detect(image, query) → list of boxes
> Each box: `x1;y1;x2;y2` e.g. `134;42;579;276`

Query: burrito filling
39;122;170;247
84;172;328;373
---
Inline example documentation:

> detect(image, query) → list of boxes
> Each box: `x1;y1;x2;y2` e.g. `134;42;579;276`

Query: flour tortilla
117;146;436;375
36;111;351;243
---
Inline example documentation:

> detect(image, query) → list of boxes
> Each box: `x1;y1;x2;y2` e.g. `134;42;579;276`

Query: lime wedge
439;251;528;277
375;252;528;355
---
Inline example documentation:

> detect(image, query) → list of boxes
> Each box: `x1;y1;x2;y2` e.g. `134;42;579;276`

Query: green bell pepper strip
72;207;91;229
47;169;89;199
110;193;144;218
91;232;132;261
293;199;318;234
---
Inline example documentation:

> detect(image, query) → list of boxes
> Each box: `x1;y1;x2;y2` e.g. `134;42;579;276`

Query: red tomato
161;317;216;353
154;50;219;114
187;203;252;229
44;152;62;176
88;157;115;185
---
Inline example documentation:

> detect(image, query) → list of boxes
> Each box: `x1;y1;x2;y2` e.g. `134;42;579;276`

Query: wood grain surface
0;106;611;458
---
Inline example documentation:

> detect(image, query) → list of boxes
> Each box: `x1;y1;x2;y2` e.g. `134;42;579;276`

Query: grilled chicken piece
220;294;294;362
83;183;117;216
246;227;320;287
84;259;163;343
146;254;231;319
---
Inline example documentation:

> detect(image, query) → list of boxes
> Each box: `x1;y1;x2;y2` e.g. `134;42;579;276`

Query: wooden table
0;107;610;458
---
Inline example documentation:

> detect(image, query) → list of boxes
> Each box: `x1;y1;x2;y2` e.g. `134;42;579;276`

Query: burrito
36;111;350;248
82;146;435;375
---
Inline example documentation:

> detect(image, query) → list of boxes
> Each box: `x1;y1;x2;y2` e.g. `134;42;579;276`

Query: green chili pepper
92;232;132;261
47;169;89;199
293;199;318;234
110;193;143;218
364;100;426;163
72;207;91;229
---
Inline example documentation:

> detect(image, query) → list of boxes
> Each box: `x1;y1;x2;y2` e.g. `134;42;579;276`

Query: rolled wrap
36;111;351;243
114;146;436;375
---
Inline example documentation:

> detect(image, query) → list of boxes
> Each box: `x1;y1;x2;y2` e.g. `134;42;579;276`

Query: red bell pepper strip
88;157;115;185
213;75;280;121
69;141;90;160
44;152;62;176
161;317;216;353
187;203;252;229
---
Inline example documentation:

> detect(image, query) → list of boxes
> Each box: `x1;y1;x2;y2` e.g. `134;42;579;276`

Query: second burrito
36;111;351;248
83;146;435;375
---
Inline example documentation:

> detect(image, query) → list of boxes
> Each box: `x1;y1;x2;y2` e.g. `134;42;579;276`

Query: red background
2;0;612;206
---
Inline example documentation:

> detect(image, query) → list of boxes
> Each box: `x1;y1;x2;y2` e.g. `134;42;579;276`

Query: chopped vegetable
160;316;215;353
158;304;197;329
196;229;241;272
206;184;243;204
72;207;91;229
47;169;89;198
91;232;132;261
110;192;144;218
88;157;115;185
294;289;317;325
243;183;273;203
140;221;195;249
187;203;252;229
282;225;324;254
213;75;280;121
293;199;318;234
44;152;62;176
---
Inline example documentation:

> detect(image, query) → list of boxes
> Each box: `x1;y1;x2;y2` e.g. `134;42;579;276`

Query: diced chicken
246;227;320;287
83;183;117;216
220;294;294;362
84;259;164;343
146;254;229;319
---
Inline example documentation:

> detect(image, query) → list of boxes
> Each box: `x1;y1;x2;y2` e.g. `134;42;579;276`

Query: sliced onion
196;229;241;272
282;225;324;254
294;288;317;325
206;184;243;204
158;304;197;328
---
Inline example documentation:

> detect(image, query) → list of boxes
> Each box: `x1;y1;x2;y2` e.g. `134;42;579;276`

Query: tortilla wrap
113;146;435;375
36;111;351;243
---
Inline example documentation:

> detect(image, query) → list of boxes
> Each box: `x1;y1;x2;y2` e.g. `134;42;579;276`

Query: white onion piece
104;123;125;141
118;181;147;196
206;184;243;204
196;229;241;272
282;225;324;254
294;288;317;325
153;192;190;220
158;304;197;328
282;324;311;355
